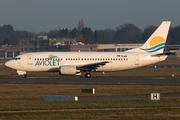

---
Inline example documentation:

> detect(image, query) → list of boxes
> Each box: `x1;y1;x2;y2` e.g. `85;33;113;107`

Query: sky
0;0;180;32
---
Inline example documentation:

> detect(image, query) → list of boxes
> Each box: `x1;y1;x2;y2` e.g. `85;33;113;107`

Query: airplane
5;21;171;78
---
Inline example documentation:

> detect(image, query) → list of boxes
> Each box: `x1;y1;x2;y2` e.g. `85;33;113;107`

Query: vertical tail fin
140;21;171;53
126;21;171;54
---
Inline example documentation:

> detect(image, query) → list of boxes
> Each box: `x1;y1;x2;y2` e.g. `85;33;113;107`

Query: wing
77;61;109;71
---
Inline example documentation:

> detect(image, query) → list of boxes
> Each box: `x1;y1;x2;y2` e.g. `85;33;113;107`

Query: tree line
1;22;180;45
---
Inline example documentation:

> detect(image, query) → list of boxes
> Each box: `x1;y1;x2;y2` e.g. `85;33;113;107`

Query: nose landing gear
17;70;27;78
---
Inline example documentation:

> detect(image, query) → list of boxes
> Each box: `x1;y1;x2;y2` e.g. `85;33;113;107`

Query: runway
148;62;180;68
0;76;180;85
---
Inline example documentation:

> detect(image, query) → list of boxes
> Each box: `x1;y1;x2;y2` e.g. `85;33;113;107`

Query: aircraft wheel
85;73;91;78
23;75;27;78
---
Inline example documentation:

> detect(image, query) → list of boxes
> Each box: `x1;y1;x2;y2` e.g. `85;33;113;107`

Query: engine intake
59;65;81;75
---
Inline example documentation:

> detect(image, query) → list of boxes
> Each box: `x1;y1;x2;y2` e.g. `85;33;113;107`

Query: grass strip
0;98;180;120
0;98;180;111
0;84;180;99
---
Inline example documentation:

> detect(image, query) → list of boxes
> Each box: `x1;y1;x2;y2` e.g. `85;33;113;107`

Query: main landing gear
85;73;91;78
23;75;27;78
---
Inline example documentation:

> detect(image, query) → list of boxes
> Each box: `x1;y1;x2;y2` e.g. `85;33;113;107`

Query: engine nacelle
59;65;81;75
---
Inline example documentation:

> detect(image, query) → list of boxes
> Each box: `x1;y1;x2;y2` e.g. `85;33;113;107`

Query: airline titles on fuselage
35;59;60;66
34;54;128;66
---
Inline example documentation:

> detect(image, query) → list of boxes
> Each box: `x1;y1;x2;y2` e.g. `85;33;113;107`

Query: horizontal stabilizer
150;51;175;57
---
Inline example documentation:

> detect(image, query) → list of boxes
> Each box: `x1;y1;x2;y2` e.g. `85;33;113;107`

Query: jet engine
59;65;81;75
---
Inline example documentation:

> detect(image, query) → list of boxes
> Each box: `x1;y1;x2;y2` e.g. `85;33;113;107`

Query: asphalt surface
148;63;180;68
0;76;180;85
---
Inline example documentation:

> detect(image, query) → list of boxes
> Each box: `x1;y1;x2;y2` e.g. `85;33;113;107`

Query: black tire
23;75;27;78
85;73;91;78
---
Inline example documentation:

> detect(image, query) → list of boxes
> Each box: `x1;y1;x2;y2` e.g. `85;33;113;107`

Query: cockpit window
13;58;21;60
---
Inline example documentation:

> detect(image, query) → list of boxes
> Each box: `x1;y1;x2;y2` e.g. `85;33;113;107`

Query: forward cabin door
27;54;33;65
134;54;139;65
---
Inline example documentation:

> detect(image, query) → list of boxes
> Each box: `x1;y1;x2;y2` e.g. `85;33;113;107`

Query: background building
0;36;180;59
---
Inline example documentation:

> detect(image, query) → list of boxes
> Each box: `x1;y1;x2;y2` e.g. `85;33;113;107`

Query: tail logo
140;36;165;53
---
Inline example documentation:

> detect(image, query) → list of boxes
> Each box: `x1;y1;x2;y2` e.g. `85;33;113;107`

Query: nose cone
5;61;11;68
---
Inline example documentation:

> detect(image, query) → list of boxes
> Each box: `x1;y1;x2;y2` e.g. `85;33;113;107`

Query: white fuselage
4;21;171;78
6;52;167;72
